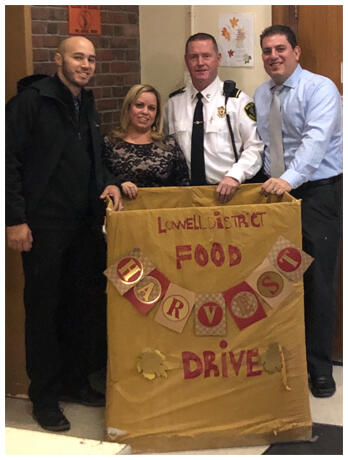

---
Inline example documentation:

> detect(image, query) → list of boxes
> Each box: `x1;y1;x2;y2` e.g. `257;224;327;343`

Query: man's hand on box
260;178;291;196
6;223;33;252
216;176;240;203
100;185;124;211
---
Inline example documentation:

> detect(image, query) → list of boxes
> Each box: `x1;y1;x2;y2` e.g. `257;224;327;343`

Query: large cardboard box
104;185;312;453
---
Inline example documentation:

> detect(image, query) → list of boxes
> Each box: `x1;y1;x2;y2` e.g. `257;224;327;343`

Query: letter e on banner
223;281;267;330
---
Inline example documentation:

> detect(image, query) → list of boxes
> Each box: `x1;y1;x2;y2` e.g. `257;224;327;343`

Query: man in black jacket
6;36;122;432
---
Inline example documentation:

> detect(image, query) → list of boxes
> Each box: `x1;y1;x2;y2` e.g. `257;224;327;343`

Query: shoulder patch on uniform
244;101;256;121
234;89;241;98
169;87;186;98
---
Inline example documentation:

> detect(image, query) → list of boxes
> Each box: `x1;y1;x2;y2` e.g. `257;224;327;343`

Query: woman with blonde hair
103;84;189;199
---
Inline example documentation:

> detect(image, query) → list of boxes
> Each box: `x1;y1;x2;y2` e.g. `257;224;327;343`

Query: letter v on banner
123;269;170;315
223;281;267;330
194;293;226;336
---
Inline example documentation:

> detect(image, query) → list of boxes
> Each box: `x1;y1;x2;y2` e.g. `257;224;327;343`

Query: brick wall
31;5;140;134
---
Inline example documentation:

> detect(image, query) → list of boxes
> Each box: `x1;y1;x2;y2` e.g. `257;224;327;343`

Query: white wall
140;5;271;104
139;6;191;105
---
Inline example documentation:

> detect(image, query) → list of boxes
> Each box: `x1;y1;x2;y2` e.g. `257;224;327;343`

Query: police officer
164;32;263;203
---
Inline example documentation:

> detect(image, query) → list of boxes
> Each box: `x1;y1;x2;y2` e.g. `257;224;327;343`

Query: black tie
73;95;80;121
191;92;206;185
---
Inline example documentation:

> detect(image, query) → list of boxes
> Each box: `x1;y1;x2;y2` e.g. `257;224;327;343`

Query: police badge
217;106;226;118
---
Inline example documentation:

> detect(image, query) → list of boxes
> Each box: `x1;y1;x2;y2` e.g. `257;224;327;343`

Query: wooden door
272;5;343;363
272;5;342;93
5;5;33;396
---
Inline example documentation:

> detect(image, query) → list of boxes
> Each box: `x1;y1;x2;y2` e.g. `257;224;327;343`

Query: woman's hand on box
121;181;138;200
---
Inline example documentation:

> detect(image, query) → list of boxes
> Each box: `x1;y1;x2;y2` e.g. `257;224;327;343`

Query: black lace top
103;135;190;187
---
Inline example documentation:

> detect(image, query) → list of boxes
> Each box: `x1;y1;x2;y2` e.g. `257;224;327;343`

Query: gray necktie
269;85;285;177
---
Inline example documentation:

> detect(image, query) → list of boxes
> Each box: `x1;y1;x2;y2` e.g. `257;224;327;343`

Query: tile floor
5;365;342;455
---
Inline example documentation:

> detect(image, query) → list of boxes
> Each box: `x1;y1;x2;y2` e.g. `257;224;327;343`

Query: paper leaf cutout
260;343;282;374
221;27;230;41
136;348;168;381
230;17;239;28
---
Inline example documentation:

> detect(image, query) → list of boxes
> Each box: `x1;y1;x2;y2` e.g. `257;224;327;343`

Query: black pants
291;178;342;377
21;224;107;406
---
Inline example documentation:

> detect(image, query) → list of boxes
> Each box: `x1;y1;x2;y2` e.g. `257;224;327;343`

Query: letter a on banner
154;283;196;333
124;269;170;315
223;281;267;330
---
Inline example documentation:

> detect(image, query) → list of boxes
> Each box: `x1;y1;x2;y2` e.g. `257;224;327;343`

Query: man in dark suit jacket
6;36;122;432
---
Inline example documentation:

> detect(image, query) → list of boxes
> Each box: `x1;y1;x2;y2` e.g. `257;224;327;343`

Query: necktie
269;85;285;177
190;92;206;185
73;96;80;121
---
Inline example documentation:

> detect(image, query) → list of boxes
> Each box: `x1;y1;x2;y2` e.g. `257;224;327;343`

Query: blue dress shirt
254;65;342;189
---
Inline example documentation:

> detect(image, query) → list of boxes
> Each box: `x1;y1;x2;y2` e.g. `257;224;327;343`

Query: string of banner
104;235;313;335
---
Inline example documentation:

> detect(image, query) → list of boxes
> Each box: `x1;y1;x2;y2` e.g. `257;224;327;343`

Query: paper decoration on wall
223;281;267;330
68;6;101;35
218;13;254;67
104;248;155;295
124;269;170;315
246;258;294;309
194;293;226;336
267;236;314;282
136;349;168;380
154;283;196;333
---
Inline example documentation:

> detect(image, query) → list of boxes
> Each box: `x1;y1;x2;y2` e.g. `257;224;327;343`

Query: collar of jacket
27;74;94;106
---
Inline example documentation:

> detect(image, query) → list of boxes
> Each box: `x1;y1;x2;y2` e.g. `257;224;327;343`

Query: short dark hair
260;25;297;49
185;32;218;54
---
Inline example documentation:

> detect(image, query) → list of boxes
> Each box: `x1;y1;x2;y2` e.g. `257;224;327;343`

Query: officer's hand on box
216;176;240;203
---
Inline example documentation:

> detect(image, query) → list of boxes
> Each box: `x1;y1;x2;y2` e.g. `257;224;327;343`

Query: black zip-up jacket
6;74;118;227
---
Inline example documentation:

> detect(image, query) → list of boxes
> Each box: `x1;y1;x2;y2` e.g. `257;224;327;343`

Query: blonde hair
110;84;164;143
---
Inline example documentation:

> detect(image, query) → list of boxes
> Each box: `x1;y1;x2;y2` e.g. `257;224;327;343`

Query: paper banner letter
223;281;267;330
154;283;196;333
124;269;170;315
104;248;155;295
246;258;295;309
194;293;226;336
267;236;314;282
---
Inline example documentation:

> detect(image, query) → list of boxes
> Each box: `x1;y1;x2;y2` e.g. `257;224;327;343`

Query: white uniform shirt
164;76;263;184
